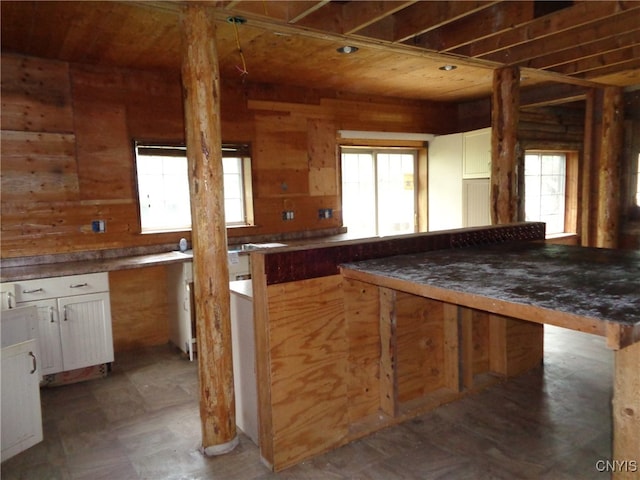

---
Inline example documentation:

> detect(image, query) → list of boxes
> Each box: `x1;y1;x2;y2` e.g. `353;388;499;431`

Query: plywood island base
254;274;543;472
250;225;639;477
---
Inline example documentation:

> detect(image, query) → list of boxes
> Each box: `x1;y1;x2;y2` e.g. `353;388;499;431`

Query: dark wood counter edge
0;251;194;283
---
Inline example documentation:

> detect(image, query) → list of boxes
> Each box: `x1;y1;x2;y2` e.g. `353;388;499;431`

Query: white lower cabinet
1;306;43;462
4;272;114;376
1;339;43;462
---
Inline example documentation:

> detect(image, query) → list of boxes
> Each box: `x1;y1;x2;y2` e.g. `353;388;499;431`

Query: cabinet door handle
49;306;55;323
29;351;37;374
7;292;13;309
63;305;68;321
23;288;44;294
69;283;88;288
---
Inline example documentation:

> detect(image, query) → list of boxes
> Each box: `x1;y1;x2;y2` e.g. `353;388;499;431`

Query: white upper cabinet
463;127;491;179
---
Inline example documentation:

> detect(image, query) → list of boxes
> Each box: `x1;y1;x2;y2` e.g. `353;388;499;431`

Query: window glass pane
135;144;250;232
341;148;416;238
524;152;566;235
341;152;376;237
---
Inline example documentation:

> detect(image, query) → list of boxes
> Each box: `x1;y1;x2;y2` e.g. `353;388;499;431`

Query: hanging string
232;18;248;80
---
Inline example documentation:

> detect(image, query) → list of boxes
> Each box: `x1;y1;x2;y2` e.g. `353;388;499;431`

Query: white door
19;298;64;375
1;339;43;461
58;293;114;371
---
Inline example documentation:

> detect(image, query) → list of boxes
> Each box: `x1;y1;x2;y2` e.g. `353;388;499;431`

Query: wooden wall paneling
326;97;457;134
395;292;446;403
518;106;585;150
266;275;349;471
0;131;79;202
307;117;339;198
108;266;169;352
343;278;381;425
124;75;184;140
71;68;133;201
0;54;74;133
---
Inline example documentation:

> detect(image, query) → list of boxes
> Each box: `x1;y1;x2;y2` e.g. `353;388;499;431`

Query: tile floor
2;326;614;479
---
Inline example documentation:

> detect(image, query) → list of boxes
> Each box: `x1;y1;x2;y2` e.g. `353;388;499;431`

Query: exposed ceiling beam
480;7;640;65
455;1;637;58
410;1;534;52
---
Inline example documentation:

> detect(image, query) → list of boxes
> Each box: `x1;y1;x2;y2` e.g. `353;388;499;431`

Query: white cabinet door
18;299;64;375
1;339;43;462
58;292;114;371
463;127;491;179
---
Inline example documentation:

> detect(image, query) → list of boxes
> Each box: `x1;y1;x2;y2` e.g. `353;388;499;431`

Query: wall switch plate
91;220;106;233
282;211;294;221
318;208;333;219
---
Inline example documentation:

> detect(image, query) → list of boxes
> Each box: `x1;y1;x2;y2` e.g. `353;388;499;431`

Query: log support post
596;86;624;248
491;66;522;225
181;5;237;455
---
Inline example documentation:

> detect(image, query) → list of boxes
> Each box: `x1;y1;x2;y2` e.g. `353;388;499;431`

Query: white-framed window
341;148;417;237
134;142;252;233
524;152;566;235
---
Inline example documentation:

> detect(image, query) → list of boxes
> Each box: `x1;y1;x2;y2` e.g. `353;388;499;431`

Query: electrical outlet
91;220;106;233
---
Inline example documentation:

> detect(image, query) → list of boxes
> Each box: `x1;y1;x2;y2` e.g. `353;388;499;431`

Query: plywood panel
489;314;544;377
255;113;308;170
266;275;348;470
109;266;169;352
1;131;79;202
395;292;446;402
343;278;381;423
0;54;74;133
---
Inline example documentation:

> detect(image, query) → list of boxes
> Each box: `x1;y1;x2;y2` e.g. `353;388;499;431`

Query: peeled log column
491;67;521;225
596;86;624;249
181;5;237;455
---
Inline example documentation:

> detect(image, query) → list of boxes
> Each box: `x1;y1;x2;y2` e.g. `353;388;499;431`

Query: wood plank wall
1;52;456;260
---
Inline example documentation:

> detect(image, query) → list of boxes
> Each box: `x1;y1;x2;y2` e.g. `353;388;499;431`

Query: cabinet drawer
15;273;109;303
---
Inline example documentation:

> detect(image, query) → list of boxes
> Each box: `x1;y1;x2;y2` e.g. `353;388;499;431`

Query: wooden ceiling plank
528;29;640;71
480;7;640;65
411;1;534;52
456;1;639;58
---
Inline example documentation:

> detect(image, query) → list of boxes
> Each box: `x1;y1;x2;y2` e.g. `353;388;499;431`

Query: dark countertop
341;242;640;326
0;250;194;282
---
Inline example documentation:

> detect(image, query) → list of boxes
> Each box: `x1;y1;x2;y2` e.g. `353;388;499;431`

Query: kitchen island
340;242;639;480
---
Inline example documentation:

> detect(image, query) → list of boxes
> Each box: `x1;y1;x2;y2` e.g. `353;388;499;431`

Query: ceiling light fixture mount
337;46;358;54
439;64;457;71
